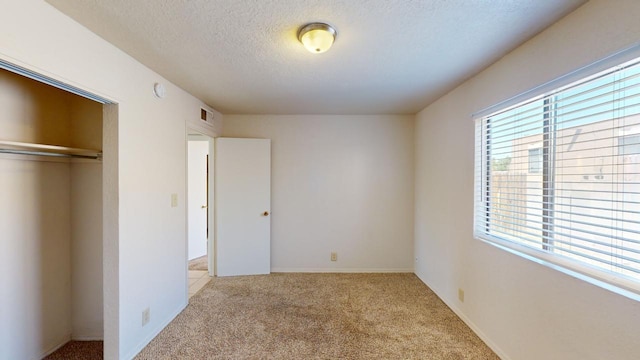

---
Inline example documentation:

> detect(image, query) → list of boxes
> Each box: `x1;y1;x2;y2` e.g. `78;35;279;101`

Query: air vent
201;108;214;122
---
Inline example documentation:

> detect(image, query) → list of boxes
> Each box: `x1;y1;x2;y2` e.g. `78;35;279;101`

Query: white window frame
528;147;543;174
473;44;640;301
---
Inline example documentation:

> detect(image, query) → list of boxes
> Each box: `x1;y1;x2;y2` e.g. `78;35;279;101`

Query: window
619;133;640;155
528;148;543;173
474;54;640;294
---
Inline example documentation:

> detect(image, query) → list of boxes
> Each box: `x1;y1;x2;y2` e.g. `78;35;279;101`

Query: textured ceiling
46;0;586;114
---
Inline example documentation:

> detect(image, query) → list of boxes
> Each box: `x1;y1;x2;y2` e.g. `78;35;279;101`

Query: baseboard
71;335;104;341
39;333;72;359
122;300;188;360
271;267;414;273
414;272;510;360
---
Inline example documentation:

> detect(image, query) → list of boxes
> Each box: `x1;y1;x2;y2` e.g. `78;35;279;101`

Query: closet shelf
0;140;102;160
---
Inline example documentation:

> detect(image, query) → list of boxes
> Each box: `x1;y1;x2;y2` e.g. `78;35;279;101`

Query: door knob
201;205;208;209
263;211;269;216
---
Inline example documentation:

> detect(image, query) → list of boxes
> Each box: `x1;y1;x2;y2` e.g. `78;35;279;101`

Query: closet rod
0;140;102;160
0;149;101;160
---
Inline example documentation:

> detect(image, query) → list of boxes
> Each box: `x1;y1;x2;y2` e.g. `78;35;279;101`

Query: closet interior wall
0;69;103;359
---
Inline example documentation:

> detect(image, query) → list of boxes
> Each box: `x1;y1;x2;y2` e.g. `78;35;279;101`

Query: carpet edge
122;301;187;360
414;271;511;360
271;267;414;273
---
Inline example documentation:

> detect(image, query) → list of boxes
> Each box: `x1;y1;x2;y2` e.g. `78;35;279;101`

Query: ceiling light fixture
298;23;337;54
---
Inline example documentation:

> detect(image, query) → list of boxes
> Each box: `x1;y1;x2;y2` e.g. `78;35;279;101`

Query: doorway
187;132;214;298
0;64;115;359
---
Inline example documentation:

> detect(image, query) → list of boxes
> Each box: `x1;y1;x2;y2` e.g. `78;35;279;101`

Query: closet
0;68;104;359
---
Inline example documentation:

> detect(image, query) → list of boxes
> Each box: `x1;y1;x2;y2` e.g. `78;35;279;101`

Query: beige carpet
44;341;103;359
189;255;208;271
136;273;498;359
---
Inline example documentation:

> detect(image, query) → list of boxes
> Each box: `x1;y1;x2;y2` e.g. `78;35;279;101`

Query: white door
188;140;209;260
215;138;271;276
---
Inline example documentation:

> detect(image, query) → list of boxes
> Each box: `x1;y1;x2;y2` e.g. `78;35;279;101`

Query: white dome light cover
298;23;337;54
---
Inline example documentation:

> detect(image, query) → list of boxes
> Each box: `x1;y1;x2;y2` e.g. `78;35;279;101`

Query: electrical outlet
142;307;150;326
458;288;465;303
171;194;178;207
331;252;337;261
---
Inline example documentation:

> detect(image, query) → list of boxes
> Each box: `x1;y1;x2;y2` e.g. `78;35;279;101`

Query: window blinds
475;56;640;284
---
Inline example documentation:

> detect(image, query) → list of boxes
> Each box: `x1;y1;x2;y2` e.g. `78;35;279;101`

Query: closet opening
0;65;113;360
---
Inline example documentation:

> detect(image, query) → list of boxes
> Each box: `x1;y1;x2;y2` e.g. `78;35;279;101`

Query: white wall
70;95;104;341
0;1;219;358
71;162;103;340
0;158;73;359
223;115;414;272
414;1;640;359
